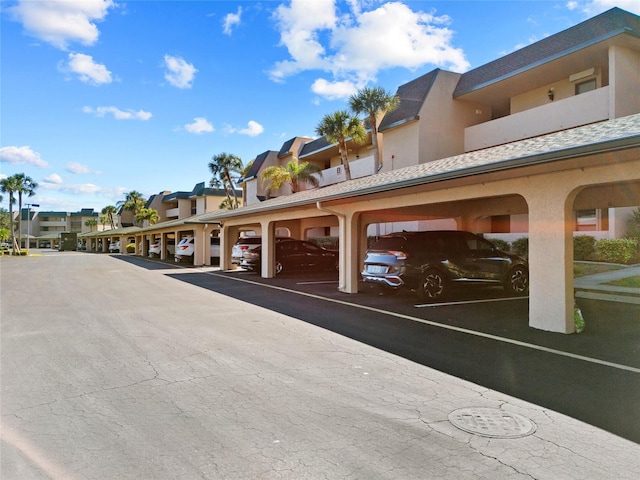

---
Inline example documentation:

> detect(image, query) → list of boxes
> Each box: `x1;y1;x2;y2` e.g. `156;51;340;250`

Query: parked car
149;239;175;257
361;230;529;301
109;241;120;253
232;236;290;265
174;236;220;263
241;239;338;275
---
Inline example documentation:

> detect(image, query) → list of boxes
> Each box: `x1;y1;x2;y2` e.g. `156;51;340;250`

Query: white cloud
66;162;101;174
83;106;152;121
64;53;112;85
43;173;63;184
225;120;265;137
268;0;470;98
311;78;358;99
38;182;104;195
0;146;50;168
8;0;115;50
239;120;264;137
223;7;242;35
163;55;197;89
183;117;214;134
577;0;640;15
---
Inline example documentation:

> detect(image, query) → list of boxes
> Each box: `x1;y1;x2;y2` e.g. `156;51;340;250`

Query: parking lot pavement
3;252;638;480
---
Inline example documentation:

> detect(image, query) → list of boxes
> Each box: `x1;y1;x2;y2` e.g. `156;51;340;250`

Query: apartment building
240;7;640;240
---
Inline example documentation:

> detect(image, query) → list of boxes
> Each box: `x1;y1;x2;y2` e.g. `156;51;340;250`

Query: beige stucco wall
419;70;484;162
610;45;640;118
381;120;420;171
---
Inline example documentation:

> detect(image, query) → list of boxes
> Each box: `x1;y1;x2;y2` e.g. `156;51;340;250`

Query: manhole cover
448;407;536;438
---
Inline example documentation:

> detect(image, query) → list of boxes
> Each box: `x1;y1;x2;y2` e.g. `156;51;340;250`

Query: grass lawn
605;276;640;288
574;262;625;278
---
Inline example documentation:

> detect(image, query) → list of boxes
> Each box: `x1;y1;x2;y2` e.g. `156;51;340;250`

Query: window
575;79;596;95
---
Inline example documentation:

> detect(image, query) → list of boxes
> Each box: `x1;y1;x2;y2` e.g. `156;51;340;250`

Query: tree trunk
339;139;352;181
369;114;380;173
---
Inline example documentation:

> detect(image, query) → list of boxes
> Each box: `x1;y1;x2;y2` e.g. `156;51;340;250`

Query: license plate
367;265;388;274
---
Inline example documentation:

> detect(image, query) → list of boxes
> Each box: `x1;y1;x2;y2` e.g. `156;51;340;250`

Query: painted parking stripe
415;296;528;307
208;271;640;375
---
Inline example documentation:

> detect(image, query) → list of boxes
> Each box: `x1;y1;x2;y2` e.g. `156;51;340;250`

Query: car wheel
275;261;283;275
417;269;447;302
505;265;529;296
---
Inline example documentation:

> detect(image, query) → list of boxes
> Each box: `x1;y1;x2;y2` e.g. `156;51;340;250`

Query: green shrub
511;237;529;257
488;238;510;252
309;236;339;250
595;238;638;264
573;235;596;261
126;243;136;253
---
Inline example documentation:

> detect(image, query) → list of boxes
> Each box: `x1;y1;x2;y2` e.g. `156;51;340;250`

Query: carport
134;213;222;266
198;116;640;333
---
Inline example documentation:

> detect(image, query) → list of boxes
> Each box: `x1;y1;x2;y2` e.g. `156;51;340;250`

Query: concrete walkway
574;264;640;304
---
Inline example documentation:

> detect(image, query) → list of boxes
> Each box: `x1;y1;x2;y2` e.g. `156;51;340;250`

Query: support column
526;186;580;333
341;211;361;294
261;220;276;278
194;230;205;266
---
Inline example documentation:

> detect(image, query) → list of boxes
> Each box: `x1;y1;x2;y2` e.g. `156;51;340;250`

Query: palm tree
316;110;367;181
218;197;235;210
135;207;159;227
349;86;400;173
101;205;117;230
85;218;98;232
0;175;20;247
8;173;38;250
208;153;243;209
261;160;322;198
122;191;146;226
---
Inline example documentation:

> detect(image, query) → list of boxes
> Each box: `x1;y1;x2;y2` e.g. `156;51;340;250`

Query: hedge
595;238;638;264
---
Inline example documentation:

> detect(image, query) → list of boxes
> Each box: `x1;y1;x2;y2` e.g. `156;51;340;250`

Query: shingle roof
454;7;640;97
198;114;640;221
299;136;332;158
379;69;440;131
278;138;296;158
242;151;277;181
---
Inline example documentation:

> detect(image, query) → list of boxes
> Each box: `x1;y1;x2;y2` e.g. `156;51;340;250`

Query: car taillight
388;250;408;260
180;245;188;251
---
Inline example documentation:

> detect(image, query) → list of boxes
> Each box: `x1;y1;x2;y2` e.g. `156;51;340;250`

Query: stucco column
221;225;242;271
261;220;277;278
525;185;580;333
193;230;205;266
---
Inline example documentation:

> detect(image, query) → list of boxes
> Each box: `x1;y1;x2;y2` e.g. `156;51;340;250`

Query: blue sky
2;0;638;213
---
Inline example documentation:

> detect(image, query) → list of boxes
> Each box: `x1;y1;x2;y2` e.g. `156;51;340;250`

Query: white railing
465;86;610;151
313;155;376;188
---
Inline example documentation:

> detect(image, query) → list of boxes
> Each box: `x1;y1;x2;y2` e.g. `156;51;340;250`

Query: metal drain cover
448;407;536;438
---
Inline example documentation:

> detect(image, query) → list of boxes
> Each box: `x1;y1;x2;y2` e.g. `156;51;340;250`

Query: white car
149;241;162;257
149;239;175;257
109;241;120;253
231;236;290;265
175;236;220;263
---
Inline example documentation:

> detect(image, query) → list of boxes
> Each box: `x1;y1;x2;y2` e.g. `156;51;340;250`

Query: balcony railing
464;86;610;151
165;208;180;218
313;155;376;188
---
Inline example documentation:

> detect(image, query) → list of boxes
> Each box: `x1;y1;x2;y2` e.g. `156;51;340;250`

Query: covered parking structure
80;226;141;253
132;213;222;265
199;115;640;334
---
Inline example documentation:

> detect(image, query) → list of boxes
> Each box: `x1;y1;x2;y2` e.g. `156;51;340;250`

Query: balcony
165;207;180;218
314;155;376;188
464;86;610;151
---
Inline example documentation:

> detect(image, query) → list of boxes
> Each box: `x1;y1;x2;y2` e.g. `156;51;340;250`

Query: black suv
361;230;528;301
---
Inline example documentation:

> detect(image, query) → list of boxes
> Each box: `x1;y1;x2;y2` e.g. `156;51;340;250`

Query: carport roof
79;226;142;238
195;113;640;222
